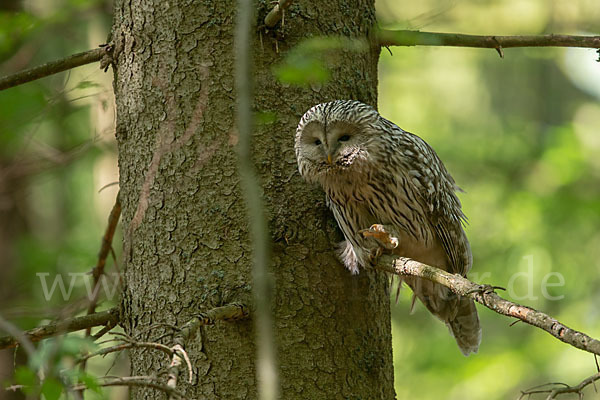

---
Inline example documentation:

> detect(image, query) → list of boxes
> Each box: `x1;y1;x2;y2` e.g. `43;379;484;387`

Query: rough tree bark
112;0;394;398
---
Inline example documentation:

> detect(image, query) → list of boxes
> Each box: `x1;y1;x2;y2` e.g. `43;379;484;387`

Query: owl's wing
390;125;472;276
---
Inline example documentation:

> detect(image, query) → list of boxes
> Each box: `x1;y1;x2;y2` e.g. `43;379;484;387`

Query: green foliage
40;378;63;400
77;372;101;394
255;110;278;125
14;366;36;394
378;1;600;399
74;80;102;90
273;36;368;86
0;12;40;55
8;337;100;398
0;1;116;398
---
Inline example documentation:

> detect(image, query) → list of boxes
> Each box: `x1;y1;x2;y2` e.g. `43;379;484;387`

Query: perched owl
295;100;481;355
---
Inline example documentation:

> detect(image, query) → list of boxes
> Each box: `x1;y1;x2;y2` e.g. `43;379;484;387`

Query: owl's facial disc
324;121;363;168
298;119;366;181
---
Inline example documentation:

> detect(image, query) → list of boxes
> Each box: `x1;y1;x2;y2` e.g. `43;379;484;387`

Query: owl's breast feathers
322;122;471;276
296;100;480;354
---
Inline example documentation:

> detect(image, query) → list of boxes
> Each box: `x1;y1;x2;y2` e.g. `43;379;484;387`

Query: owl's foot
465;284;505;296
358;224;399;250
359;224;399;266
367;246;384;266
465;284;506;307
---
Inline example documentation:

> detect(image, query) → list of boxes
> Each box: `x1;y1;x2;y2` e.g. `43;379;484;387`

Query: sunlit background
0;0;599;399
377;1;600;399
0;1;120;398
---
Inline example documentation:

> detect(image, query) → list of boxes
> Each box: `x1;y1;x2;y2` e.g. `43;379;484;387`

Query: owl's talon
465;284;505;307
465;284;505;296
368;247;383;266
359;224;399;250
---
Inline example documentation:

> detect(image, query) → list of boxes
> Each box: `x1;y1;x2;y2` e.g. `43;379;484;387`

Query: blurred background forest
0;0;599;399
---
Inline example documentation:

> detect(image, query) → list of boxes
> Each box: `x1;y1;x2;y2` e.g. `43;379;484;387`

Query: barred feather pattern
295;100;481;355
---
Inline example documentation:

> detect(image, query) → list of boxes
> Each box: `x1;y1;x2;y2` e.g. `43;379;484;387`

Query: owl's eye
338;135;351;142
314;139;322;145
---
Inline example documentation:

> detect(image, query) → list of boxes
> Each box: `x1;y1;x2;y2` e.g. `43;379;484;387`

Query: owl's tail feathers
403;277;481;355
391;275;404;304
447;296;481;356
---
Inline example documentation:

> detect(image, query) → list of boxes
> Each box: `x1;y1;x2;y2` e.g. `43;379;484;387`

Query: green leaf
40;377;62;400
60;335;98;357
273;58;330;85
14;366;37;394
75;80;101;89
273;36;368;86
255;111;278;125
78;372;101;394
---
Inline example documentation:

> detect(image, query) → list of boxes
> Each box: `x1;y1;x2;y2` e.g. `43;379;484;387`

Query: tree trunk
112;0;394;398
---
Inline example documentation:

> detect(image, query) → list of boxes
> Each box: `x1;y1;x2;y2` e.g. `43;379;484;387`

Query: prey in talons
359;224;399;265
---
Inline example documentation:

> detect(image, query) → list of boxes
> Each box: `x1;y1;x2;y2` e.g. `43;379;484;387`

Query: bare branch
87;191;121;315
70;376;186;399
377;256;600;357
0;314;36;357
77;341;173;364
89;305;247;396
0;46;110;91
166;303;249;396
378;30;600;54
176;303;249;342
520;372;600;399
264;0;293;28
0;307;120;350
166;344;193;397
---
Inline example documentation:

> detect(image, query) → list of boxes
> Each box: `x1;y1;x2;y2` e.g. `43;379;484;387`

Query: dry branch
378;30;600;52
0;314;36;357
166;303;249;395
77;341;173;364
377;256;600;357
176;303;250;342
520;372;600;399
71;376;186;399
0;46;110;91
0;307;119;350
86;192;121;327
264;0;293;28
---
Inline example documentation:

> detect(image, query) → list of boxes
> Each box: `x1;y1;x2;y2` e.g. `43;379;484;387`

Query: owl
295;100;481;355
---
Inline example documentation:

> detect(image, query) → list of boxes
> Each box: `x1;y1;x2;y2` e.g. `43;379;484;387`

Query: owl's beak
327;154;333;165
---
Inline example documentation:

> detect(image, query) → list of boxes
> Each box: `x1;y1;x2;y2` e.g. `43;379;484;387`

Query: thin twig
0;308;119;350
165;304;249;396
166;344;193;396
80;191;121;398
91;323;115;341
378;30;600;52
134;323;181;341
85;191;122;327
377;256;600;356
520;372;600;399
76;341;173;364
70;376;186;399
236;1;278;399
264;0;293;28
176;303;249;344
0;314;36;357
0;46;109;91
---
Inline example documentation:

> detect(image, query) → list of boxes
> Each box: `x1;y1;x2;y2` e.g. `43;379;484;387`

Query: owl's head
295;100;380;183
